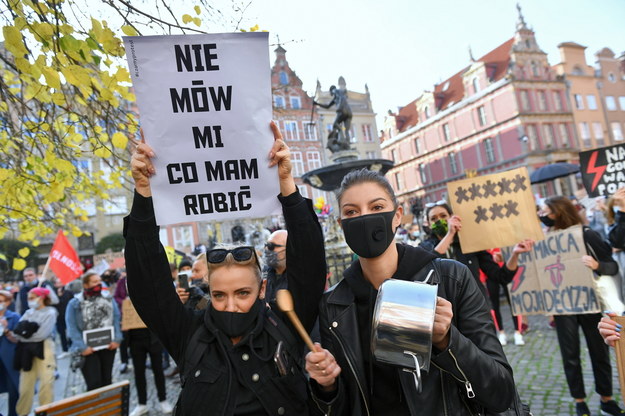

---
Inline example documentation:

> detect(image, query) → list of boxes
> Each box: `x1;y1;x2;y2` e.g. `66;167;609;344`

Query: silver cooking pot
371;279;438;393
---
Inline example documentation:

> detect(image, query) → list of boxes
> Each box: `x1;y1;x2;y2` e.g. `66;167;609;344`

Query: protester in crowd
6;287;57;416
125;122;326;415
16;268;58;315
66;272;122;391
608;187;625;251
482;248;526;346
0;290;20;416
52;277;74;358
306;168;529;415
263;229;288;302
419;200;532;345
403;223;421;247
540;195;624;416
113;274;131;374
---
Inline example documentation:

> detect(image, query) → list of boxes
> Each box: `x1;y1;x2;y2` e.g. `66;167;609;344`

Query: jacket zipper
432;360;478;416
440;373;448;416
329;326;371;416
448;350;475;399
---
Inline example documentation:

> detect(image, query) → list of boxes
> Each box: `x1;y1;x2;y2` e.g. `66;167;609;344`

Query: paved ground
1;303;622;416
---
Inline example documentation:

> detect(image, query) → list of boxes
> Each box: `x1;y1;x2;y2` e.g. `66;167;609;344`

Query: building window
586;94;597;110
612;122;624;141
104;196;128;215
619;96;625;111
290;96;301;109
395;172;403;190
558;124;570;147
531;61;539;77
537;91;548;111
283;121;299;140
307;151;321;170
579;122;591;147
442;123;451;142
606;96;617;111
362;124;373;142
159;228;169;247
527;124;538;151
472;77;480;94
414;137;421;155
424;105;430;119
365;151;376;159
520;90;530;111
574;94;584;110
279;71;289;85
608;73;616;83
391;149;397;162
484;138;496;163
173;225;194;252
449;152;458;174
291;151;304;176
304;122;317;140
477;106;487;126
349;127;357;143
419;164;427;184
553;91;563;111
274;95;285;108
593;122;604;146
542;124;554;147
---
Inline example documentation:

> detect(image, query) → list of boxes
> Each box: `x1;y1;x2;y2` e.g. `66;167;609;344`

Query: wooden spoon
276;289;316;351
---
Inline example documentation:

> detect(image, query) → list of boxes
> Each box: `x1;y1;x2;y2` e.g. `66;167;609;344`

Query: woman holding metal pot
305;168;525;415
124;122;326;416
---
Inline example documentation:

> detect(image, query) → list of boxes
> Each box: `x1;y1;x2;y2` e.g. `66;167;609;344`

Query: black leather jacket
311;245;515;416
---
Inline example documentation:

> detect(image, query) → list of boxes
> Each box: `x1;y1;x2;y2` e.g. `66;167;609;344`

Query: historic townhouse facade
381;9;578;207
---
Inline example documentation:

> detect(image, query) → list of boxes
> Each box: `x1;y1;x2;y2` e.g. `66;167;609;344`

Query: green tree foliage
95;232;125;254
0;0;251;245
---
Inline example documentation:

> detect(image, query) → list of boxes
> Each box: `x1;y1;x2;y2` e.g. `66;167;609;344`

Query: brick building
381;7;578;208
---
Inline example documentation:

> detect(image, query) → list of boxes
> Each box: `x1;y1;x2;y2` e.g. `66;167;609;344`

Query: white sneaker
514;332;525;346
57;351;70;359
160;401;173;414
498;331;507;346
130;404;149;416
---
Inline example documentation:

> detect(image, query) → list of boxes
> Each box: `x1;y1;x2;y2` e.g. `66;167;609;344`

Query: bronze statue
314;84;353;153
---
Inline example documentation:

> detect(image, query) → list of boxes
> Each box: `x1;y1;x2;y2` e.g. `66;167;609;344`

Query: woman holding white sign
124;122;326;416
540;195;624;416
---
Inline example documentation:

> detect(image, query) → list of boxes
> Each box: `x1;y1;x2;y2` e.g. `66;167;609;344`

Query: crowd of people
2;121;625;416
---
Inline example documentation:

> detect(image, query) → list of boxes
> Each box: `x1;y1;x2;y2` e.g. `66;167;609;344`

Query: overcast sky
240;0;625;128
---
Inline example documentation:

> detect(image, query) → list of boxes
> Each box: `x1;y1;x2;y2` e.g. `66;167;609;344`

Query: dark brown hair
337;169;398;210
544;196;584;230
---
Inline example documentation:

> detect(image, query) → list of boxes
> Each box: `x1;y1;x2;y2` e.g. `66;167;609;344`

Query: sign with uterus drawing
500;225;600;316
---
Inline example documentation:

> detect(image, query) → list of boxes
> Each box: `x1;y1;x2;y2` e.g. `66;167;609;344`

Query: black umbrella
529;162;580;184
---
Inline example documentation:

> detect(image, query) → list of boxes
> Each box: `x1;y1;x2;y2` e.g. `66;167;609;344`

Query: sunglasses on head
425;200;447;209
206;247;260;270
265;242;285;251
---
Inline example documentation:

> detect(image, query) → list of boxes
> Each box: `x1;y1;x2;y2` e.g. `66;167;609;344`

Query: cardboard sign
123;33;280;226
83;326;114;351
500;225;600;316
447;167;544;253
579;144;625;197
614;316;625;402
121;298;147;331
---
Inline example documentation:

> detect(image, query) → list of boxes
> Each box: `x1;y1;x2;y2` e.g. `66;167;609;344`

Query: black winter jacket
608;211;625;250
124;190;326;416
311;244;516;416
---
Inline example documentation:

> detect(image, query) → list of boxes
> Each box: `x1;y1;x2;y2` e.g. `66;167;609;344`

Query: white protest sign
123;32;280;225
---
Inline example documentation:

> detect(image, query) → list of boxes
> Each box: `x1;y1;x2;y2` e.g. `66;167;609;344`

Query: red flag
49;230;84;284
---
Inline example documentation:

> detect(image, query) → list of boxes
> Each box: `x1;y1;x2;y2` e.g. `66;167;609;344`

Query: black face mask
209;298;262;338
263;250;281;270
341;211;396;258
539;215;555;227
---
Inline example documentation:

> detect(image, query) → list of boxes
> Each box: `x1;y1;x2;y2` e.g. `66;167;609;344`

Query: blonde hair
205;245;262;285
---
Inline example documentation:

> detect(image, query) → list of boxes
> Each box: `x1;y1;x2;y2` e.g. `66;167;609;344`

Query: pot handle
402;351;422;393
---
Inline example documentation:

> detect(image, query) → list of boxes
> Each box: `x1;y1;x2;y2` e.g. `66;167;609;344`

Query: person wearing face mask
539;196;624;416
7;287;57;416
263;229;288;302
65;272;122;391
0;290;20;416
419;202;533;346
305;168;531;416
124;122;326;416
608;187;625;251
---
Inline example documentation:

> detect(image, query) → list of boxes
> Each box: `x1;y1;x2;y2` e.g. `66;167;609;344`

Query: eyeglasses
425;200;447;209
206;247;260;270
265;242;285;251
